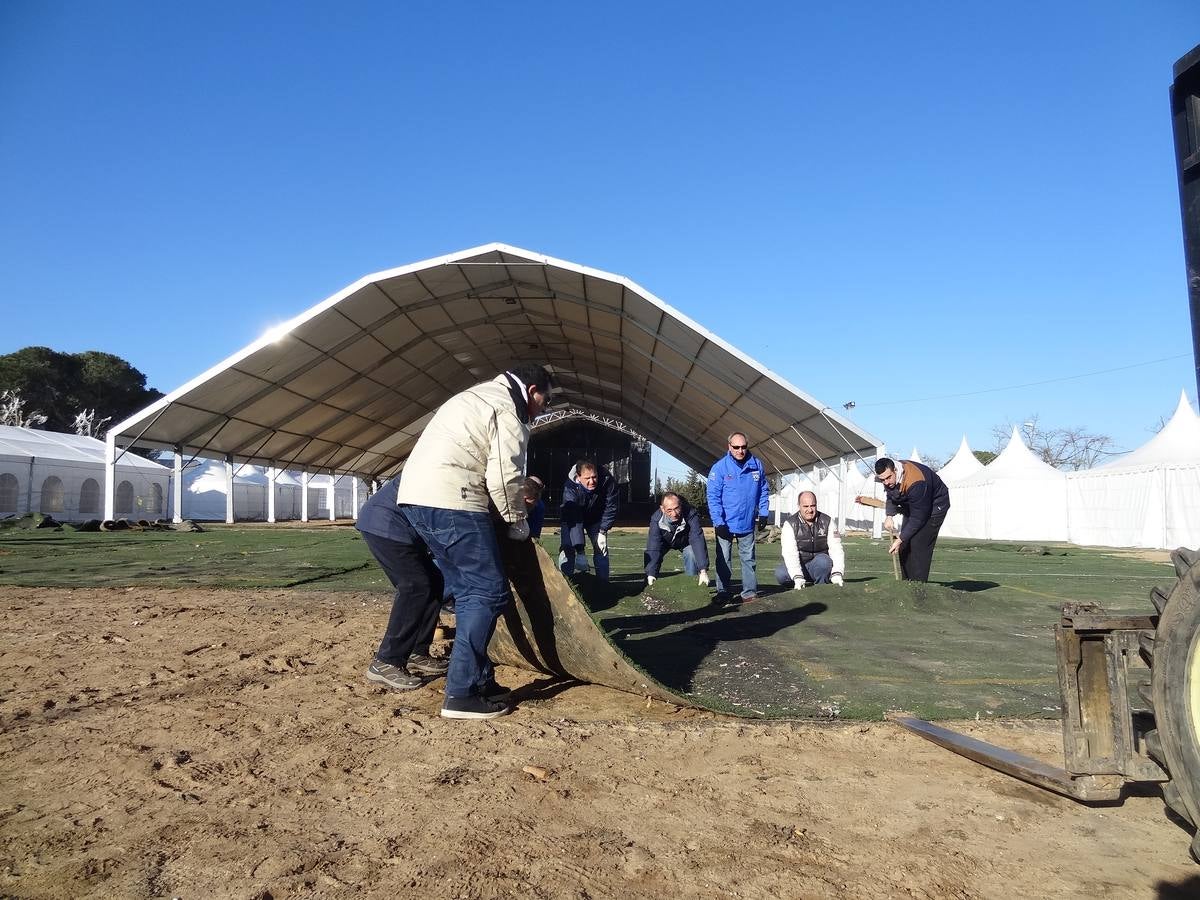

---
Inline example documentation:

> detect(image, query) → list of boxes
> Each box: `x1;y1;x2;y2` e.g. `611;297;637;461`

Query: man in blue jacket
706;432;770;601
560;460;619;580
875;456;951;582
644;492;710;588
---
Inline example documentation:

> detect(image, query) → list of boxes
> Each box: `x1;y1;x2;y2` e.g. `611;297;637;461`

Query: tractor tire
1142;547;1200;858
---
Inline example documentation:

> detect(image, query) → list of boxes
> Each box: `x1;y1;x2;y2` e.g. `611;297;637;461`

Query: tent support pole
104;434;116;521
173;446;183;523
224;455;235;524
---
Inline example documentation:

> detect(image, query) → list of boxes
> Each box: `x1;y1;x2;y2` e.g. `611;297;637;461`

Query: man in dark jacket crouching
644;492;710;588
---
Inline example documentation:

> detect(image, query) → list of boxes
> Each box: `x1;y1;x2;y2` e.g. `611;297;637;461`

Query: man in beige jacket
398;365;552;720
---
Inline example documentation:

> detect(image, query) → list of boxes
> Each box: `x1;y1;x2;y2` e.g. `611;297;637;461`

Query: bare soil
1;586;1196;899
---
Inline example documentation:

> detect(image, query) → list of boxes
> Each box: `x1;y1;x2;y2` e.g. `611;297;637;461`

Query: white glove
697;570;709;587
506;520;530;541
646;575;656;587
832;573;844;587
596;531;608;553
793;580;805;591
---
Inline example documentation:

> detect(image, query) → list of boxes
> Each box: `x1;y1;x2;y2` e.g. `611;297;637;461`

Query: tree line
0;347;162;436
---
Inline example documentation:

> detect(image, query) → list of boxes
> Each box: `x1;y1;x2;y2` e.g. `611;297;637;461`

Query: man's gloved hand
714;525;733;542
698;570;709;587
646;575;656;587
506;520;530;541
793;580;805;591
596;531;608;553
831;573;844;587
757;516;769;533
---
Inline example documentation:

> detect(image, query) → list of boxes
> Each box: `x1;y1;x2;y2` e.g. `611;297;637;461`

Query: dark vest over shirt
792;511;832;562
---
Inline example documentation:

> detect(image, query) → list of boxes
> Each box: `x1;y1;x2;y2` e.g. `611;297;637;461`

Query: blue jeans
399;505;510;699
715;531;757;597
774;553;833;586
560;522;610;581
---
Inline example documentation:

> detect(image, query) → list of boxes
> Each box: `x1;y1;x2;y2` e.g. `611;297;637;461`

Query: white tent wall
169;459;308;522
0;426;170;522
771;472;818;522
1065;467;1170;549
842;464;877;532
1064;393;1200;549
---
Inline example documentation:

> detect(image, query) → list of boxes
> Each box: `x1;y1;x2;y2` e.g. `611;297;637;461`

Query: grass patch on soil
0;524;1178;720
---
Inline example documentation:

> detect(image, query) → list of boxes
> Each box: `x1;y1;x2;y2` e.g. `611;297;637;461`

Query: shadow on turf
601;600;828;693
934;579;1001;592
568;572;646;612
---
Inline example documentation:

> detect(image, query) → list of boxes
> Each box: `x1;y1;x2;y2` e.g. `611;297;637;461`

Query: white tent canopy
105;244;880;519
937;436;985;485
1066;391;1200;549
942;426;1069;542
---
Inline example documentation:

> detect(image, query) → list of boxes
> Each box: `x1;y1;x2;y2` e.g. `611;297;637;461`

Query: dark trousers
900;511;947;582
399;506;510;699
361;531;443;666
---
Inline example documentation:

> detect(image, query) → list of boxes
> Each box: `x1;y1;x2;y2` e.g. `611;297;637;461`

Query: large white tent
1066;392;1200;549
0;426;169;522
105;243;881;519
942;427;1069;542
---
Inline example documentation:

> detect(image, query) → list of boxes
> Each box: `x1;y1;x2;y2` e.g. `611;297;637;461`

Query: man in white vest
774;491;845;588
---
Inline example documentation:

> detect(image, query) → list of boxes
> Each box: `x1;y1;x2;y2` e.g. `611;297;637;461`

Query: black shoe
407;653;449;676
366;659;423;691
479;679;513;702
440;694;512;720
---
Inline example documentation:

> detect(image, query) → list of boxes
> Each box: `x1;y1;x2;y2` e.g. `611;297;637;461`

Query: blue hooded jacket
706;451;769;534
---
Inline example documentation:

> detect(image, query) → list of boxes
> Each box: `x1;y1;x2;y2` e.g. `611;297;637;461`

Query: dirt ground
1;586;1198;900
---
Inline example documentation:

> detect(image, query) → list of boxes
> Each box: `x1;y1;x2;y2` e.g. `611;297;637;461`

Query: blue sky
2;2;1197;478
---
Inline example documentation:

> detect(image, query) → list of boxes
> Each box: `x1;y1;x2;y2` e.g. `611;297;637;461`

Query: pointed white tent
1066;392;1200;549
908;447;924;464
937;436;985;485
942;427;1069;541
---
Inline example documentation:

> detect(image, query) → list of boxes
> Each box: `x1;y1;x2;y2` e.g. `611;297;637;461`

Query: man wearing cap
706;432;770;602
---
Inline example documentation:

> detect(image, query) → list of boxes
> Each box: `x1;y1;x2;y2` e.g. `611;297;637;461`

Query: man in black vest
875;457;950;582
774;491;845;588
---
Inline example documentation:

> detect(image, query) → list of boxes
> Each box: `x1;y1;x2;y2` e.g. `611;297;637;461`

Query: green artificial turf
0;523;1180;720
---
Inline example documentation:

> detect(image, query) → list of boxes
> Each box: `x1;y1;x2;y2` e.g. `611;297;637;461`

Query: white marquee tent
0;425;169;522
936;436;985;485
942;427;1069;542
1066;392;1200;549
162;456;368;523
105;243;881;520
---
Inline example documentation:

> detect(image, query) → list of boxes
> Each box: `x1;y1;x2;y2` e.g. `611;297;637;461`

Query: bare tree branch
992;414;1114;471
